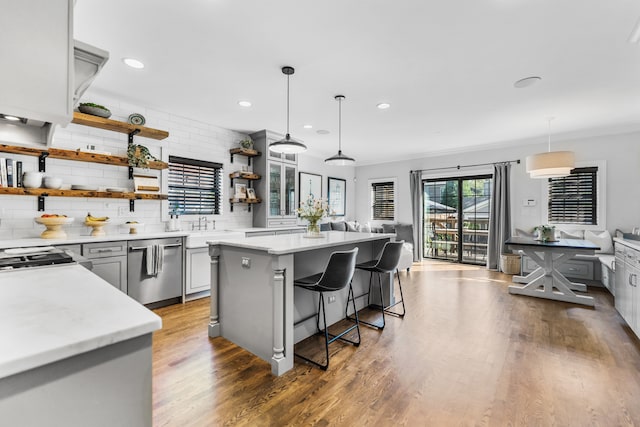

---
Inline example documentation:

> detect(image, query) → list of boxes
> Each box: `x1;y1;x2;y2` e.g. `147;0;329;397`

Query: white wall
354;131;640;234
297;155;356;223
0;89;254;239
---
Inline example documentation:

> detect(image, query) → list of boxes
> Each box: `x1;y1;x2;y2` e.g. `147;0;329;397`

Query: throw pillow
382;223;396;234
584;230;614;254
514;228;535;238
331;221;347;231
395;224;414;245
559;230;584;240
346;221;360;232
360;223;371;233
319;222;331;232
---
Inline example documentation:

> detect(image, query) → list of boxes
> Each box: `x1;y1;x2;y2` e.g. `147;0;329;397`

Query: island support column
271;254;294;376
208;245;221;337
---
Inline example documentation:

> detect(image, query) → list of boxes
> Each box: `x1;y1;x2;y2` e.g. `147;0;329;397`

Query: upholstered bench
320;221;415;271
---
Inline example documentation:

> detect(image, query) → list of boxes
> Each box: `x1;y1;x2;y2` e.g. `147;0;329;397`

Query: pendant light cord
338;96;342;151
286;74;290;138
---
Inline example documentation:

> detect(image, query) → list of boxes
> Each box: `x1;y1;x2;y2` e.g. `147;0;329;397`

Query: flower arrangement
297;196;330;234
533;225;556;242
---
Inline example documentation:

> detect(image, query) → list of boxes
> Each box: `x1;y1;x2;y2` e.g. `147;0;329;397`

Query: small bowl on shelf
23;172;44;189
43;176;63;189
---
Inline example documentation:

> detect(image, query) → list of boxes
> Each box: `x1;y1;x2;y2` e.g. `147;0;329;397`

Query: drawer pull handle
162;243;182;249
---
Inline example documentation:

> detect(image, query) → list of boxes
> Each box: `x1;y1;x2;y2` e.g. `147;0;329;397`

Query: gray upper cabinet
250;130;299;228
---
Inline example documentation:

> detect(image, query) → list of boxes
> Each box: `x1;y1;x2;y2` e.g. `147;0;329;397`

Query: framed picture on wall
234;183;247;199
327;177;346;216
299;172;322;204
246;187;257;200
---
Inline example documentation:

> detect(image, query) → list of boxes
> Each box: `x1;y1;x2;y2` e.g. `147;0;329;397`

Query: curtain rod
410;159;520;174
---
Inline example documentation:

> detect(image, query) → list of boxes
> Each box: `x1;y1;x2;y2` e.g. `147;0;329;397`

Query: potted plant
127;144;159;169
239;137;253;150
534;225;556;242
78;102;112;118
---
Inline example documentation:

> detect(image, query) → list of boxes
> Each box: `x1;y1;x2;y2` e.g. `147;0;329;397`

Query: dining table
505;236;600;307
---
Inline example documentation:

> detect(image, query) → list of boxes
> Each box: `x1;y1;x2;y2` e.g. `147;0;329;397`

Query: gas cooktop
0;249;75;271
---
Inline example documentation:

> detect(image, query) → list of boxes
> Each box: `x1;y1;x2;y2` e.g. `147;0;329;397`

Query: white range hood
73;40;109;106
0;40;108;147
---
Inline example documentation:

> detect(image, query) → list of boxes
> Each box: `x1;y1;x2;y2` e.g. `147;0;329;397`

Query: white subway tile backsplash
1;92;254;240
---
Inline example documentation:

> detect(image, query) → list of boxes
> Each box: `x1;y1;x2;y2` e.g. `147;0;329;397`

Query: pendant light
325;95;355;165
269;66;307;154
525;117;574;179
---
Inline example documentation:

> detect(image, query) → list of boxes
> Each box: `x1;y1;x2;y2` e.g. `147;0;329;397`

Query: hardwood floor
152;261;640;426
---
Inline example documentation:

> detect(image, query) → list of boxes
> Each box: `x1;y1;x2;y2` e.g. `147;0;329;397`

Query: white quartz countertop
614;237;640;252
0;231;190;250
0;264;162;379
0;227;307;250
208;231;394;255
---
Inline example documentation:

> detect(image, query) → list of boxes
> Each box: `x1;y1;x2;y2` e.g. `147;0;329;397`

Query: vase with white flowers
297;196;330;237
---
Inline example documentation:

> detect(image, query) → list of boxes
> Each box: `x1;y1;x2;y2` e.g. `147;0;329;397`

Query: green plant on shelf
127;144;159;169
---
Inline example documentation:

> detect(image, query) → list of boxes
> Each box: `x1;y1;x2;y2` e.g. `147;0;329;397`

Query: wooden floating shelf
0;187;167;200
0;144;167;170
229;197;261;204
71;112;169;140
229;148;260;157
229;171;261;180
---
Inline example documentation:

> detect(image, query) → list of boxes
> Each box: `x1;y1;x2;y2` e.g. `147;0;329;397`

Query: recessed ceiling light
514;76;542;88
2;114;20;121
317;129;330;135
377;103;391;110
238;100;252;107
303;124;313;129
122;58;145;69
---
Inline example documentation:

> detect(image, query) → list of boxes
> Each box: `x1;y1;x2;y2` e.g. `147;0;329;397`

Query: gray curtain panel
409;170;422;261
487;162;512;270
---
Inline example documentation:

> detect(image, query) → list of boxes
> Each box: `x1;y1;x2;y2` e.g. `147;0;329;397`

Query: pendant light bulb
269;66;307;154
525;117;574;178
325;95;355;165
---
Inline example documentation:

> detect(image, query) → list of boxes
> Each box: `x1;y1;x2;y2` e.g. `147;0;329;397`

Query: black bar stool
294;247;360;370
347;240;406;330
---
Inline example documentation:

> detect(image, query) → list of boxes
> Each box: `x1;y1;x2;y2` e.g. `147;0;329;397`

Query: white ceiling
74;0;640;165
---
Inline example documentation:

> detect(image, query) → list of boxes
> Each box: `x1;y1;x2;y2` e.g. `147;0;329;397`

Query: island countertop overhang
206;231;395;255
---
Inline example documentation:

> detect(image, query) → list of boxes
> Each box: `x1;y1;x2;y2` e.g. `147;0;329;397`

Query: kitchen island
0;263;161;427
208;231;395;375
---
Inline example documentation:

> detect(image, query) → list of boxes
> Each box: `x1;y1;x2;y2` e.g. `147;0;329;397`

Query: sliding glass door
423;175;492;265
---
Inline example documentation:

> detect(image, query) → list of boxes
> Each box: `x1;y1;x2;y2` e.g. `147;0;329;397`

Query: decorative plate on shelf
71;184;99;191
128;113;146;126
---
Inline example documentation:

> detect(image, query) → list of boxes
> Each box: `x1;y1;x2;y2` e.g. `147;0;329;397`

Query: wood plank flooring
152;261;640;426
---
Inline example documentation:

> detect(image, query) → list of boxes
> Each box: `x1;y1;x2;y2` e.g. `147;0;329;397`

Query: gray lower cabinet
82;241;128;293
186;247;210;296
615;242;639;337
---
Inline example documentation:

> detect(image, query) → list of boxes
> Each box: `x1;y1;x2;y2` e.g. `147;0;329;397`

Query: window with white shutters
371;181;395;220
168;156;222;215
547;167;597;225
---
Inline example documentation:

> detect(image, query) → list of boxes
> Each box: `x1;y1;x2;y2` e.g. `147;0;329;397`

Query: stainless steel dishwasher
127;237;183;307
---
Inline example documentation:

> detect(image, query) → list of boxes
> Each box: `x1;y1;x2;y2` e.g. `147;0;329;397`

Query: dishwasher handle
129;243;183;251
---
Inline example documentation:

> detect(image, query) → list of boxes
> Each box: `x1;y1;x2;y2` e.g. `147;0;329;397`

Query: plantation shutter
547;167;597;225
372;181;395;220
168;156;223;215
